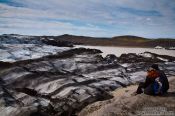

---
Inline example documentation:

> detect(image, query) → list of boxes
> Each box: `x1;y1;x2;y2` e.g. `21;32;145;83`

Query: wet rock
0;47;175;116
118;53;156;63
118;52;175;63
104;54;118;64
141;52;175;62
42;38;73;47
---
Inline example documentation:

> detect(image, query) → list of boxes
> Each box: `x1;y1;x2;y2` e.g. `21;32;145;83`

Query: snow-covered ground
76;45;175;57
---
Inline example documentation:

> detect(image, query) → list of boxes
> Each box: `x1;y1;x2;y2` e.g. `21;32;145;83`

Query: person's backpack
153;77;163;95
158;71;169;93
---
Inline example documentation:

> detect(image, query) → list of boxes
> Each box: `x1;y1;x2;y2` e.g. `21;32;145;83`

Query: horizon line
1;33;175;39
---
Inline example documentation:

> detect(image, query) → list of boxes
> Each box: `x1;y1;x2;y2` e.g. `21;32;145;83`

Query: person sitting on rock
136;64;169;95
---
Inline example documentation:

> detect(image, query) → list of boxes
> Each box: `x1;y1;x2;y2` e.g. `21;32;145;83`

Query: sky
0;0;175;38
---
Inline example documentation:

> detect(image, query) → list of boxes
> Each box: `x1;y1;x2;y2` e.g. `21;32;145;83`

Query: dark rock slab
0;48;175;116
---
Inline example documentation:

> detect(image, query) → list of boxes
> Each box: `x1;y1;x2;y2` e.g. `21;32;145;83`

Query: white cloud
0;0;175;37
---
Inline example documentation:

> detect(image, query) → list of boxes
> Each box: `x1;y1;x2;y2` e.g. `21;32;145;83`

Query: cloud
0;0;175;38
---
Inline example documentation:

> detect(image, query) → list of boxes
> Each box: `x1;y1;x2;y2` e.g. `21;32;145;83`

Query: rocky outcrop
0;48;119;116
0;34;42;44
140;52;175;62
0;44;70;62
0;46;175;116
42;38;73;47
0;34;73;47
118;52;175;63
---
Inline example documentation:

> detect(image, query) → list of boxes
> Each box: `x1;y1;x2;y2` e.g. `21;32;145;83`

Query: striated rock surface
0;45;175;116
0;34;73;47
0;48;117;116
0;44;71;62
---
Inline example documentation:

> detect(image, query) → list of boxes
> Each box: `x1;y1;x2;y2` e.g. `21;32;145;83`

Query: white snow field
76;45;175;57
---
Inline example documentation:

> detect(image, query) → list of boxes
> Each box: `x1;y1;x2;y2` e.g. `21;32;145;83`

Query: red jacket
147;70;159;79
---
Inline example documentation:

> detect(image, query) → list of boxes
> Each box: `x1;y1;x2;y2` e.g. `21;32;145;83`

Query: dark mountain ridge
48;34;175;47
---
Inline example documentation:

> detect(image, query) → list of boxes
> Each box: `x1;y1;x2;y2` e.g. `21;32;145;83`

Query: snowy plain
76;45;175;57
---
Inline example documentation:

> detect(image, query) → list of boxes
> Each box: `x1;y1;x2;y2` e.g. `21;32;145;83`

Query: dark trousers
136;82;154;95
136;82;145;94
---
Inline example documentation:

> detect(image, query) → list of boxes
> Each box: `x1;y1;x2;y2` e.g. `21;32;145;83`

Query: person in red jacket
136;64;169;95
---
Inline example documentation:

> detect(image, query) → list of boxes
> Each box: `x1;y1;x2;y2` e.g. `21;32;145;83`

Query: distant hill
54;34;175;47
1;34;175;48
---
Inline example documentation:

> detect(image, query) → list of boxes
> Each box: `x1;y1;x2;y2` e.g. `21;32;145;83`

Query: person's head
146;64;160;78
151;64;159;70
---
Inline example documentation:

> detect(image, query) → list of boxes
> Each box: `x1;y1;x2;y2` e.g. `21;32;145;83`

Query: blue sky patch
118;7;162;17
0;0;24;7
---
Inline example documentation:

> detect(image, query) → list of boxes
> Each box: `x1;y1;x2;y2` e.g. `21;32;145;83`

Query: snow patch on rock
0;44;70;62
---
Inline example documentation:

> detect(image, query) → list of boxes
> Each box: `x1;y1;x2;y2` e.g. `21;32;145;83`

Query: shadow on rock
161;92;175;97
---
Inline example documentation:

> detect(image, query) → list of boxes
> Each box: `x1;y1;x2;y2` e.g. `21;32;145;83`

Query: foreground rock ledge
78;77;175;116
